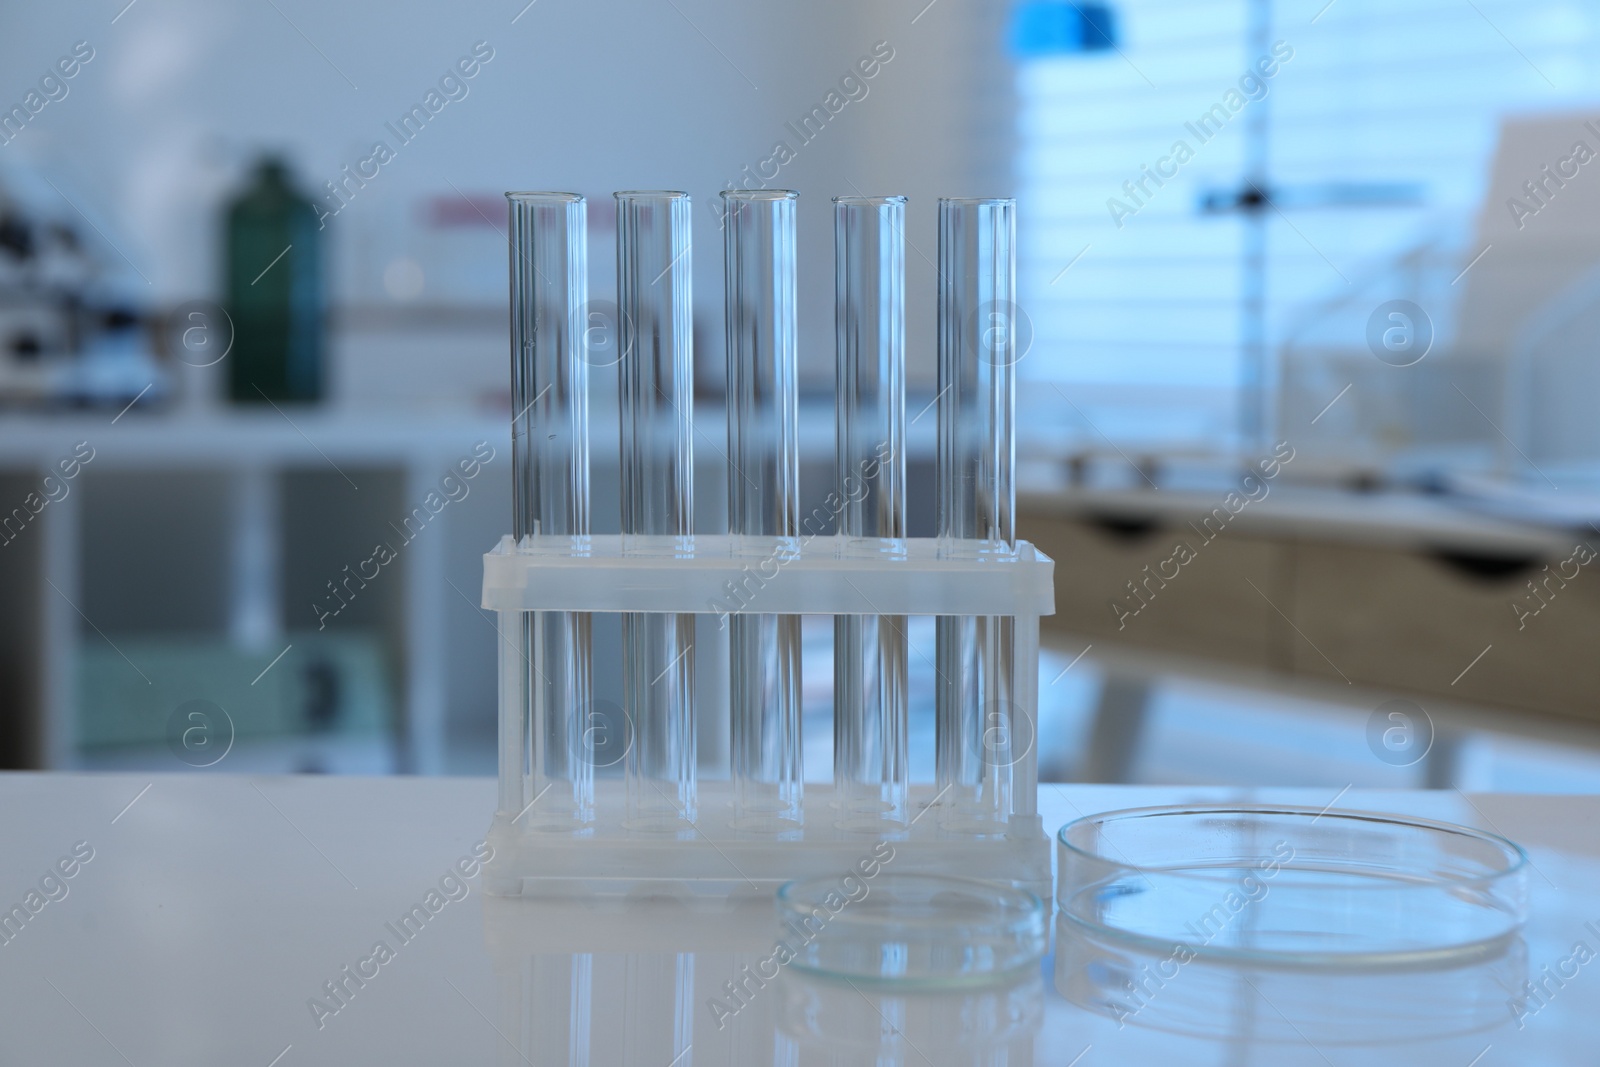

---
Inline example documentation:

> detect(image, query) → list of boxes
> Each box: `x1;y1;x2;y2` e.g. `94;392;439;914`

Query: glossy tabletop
1;774;1595;1066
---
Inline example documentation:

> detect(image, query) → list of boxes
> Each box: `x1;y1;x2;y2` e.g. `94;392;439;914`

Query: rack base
482;781;1051;901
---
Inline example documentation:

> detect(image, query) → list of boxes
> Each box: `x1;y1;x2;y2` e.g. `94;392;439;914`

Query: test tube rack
482;189;1051;899
481;534;1055;898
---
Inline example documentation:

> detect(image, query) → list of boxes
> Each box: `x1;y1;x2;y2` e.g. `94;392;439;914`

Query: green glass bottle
225;157;324;403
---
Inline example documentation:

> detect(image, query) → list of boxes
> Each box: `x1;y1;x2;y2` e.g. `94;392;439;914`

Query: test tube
722;190;802;831
507;192;591;827
617;191;697;831
832;195;908;830
935;197;1017;831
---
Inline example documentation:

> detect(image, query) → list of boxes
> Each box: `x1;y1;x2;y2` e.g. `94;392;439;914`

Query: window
1015;0;1594;452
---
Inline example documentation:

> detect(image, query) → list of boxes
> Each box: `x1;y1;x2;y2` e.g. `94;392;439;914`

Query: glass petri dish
1057;805;1529;968
779;966;1045;1055
1054;912;1527;1043
775;873;1048;988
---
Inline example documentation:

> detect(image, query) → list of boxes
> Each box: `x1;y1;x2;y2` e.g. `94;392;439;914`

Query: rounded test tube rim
721;188;798;201
834;194;907;204
505;191;584;202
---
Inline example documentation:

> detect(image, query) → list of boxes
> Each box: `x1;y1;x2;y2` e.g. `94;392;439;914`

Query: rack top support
482;535;1055;617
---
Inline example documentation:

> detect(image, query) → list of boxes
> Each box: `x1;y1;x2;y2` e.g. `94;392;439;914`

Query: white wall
1;0;1017;390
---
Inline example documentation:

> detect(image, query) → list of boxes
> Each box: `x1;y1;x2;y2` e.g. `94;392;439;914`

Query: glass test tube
935;197;1017;831
617;191;697;831
507;192;591;827
722;190;803;830
832;196;909;830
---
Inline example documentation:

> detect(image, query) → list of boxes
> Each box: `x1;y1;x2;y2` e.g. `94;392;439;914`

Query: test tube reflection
833;195;908;830
935;197;1017;831
617;191;697;831
722;190;802;830
507;191;591;827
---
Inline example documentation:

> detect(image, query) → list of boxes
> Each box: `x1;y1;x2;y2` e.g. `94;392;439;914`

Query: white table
1;774;1595;1066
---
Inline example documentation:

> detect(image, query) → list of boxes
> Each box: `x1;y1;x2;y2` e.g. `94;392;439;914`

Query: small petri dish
1057;805;1529;968
776;873;1047;989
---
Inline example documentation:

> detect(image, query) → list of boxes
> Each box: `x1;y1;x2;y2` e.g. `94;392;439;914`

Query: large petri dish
776;873;1048;988
1057;805;1529;967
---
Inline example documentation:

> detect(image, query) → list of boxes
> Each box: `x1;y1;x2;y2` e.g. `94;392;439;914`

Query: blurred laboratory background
3;0;1599;790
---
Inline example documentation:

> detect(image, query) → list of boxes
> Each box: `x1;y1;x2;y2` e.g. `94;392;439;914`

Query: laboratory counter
1020;477;1600;726
1;772;1595;1065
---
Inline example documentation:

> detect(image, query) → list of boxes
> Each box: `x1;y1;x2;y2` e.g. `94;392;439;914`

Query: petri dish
1057;805;1529;968
779;966;1045;1055
1054;912;1527;1043
775;873;1048;988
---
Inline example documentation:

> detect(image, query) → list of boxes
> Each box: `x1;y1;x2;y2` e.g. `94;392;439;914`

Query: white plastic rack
481;533;1055;898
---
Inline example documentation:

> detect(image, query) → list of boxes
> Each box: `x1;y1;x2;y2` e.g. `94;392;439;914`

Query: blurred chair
1278;110;1600;481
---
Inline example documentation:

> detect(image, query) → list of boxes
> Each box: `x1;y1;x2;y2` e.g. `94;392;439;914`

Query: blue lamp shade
1010;1;1119;57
